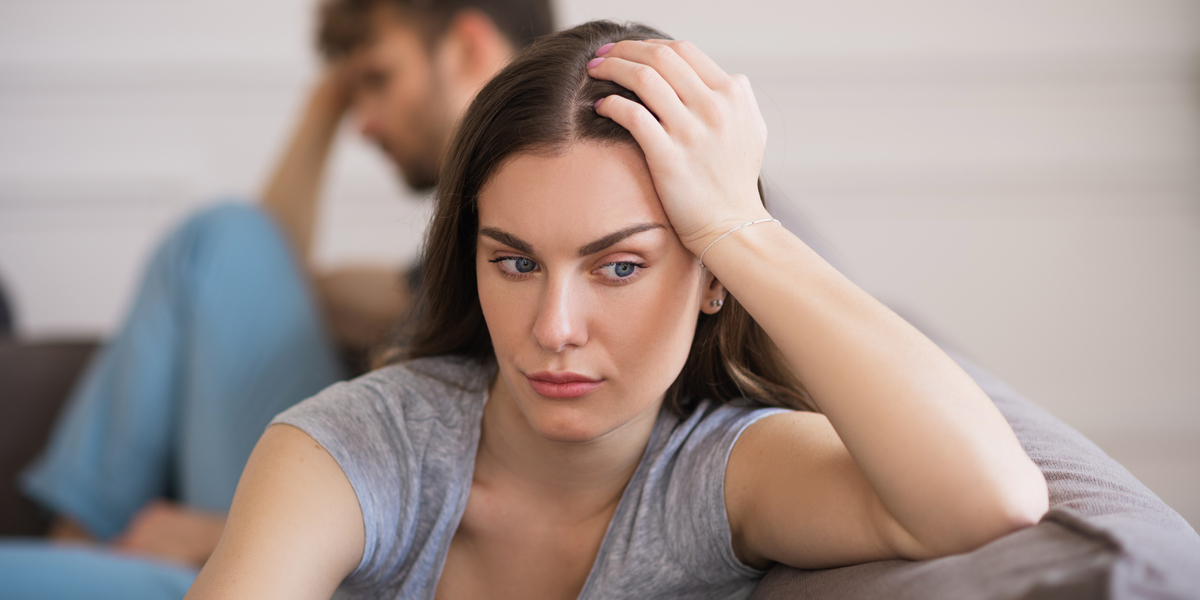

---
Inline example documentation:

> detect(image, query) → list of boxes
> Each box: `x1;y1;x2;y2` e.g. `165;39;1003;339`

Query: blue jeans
2;202;346;597
0;542;199;600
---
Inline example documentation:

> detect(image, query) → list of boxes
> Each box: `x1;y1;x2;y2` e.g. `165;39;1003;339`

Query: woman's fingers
734;73;769;144
587;56;689;130
596;40;712;105
594;94;672;160
590;38;769;254
641;39;731;91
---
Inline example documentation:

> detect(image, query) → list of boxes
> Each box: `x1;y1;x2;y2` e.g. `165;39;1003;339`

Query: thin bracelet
698;218;780;269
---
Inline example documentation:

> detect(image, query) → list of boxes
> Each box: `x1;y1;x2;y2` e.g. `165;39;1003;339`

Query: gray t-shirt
271;355;788;600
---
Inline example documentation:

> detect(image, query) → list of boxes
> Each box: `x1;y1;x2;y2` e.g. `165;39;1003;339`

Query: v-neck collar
428;363;673;600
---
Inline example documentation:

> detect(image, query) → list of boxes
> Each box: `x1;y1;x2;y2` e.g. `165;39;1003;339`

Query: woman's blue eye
599;262;642;279
488;256;539;276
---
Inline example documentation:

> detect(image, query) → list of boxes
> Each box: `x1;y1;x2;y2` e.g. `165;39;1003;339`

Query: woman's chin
523;408;612;444
516;393;660;445
499;375;663;445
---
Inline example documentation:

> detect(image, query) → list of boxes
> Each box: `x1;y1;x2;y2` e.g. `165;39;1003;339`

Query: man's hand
47;515;98;543
111;499;227;567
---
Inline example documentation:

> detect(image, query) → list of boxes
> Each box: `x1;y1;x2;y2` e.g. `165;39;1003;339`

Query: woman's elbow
910;460;1049;560
957;461;1050;554
999;461;1050;531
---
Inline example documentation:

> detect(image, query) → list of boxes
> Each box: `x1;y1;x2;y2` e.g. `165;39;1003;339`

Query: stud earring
710;299;724;308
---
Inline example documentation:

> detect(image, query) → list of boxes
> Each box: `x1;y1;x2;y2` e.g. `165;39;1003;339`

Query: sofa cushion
0;339;99;536
748;348;1200;600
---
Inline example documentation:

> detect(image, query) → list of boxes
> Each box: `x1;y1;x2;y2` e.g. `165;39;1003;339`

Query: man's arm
110;501;227;567
260;70;351;260
47;503;226;568
315;266;410;354
261;71;410;353
46;68;388;564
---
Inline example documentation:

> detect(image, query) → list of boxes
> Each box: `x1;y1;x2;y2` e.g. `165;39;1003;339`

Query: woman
185;20;1047;600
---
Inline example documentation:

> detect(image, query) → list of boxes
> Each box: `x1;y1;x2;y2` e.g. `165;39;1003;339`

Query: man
270;0;552;355
1;0;552;596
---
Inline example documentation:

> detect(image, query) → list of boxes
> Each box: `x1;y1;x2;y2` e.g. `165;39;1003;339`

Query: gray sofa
0;339;98;537
750;347;1200;599
4;339;1199;598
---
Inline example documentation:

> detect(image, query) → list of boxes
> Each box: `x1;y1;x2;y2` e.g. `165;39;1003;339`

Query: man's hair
317;0;554;59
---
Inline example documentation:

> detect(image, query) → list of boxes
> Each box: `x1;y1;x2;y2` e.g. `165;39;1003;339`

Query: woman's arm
184;424;364;600
588;40;1047;568
711;211;1046;567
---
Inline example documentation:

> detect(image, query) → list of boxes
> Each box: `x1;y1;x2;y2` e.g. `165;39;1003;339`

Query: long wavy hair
377;20;816;415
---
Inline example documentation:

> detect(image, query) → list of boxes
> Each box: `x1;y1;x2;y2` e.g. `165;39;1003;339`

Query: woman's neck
474;371;661;518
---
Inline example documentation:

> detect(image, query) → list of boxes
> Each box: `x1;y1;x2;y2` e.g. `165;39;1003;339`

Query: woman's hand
588;40;772;257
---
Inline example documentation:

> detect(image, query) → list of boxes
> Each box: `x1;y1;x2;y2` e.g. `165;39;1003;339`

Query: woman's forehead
477;143;666;234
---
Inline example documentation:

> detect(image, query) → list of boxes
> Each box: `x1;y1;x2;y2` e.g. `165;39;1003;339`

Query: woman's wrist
686;203;776;264
696;218;822;299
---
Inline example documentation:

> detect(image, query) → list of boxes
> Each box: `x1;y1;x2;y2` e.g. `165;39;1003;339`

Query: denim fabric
0;541;198;600
20;202;345;539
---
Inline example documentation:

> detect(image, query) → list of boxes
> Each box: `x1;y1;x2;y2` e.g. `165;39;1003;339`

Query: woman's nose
532;276;588;353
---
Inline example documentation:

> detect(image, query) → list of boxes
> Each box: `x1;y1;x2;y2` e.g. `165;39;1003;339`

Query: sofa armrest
0;339;99;536
748;346;1200;600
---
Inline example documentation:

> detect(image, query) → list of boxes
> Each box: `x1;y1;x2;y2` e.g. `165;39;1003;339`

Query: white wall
1;0;1197;526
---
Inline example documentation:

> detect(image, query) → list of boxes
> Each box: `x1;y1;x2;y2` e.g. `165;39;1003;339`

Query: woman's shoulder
361;353;494;397
651;397;793;510
273;354;494;429
599;398;792;589
261;355;493;592
667;397;792;448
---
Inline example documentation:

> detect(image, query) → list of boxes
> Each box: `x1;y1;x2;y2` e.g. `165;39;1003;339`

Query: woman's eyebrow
479;227;533;253
577;223;664;257
478;223;665;257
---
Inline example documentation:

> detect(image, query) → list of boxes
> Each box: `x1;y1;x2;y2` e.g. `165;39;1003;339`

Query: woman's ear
700;270;727;315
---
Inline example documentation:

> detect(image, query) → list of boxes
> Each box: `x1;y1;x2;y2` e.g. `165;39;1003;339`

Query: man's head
317;0;554;190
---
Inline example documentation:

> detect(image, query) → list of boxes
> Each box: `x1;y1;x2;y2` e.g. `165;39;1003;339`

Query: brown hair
380;20;816;415
317;0;554;58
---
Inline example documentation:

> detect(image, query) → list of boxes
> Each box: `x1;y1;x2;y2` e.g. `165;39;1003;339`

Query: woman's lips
524;372;603;399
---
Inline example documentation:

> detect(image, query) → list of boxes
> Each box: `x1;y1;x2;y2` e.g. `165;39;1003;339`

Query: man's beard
377;139;439;192
398;155;439;192
386;91;446;192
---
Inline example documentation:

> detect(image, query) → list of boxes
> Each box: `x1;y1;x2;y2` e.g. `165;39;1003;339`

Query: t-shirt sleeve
663;403;789;583
269;376;414;590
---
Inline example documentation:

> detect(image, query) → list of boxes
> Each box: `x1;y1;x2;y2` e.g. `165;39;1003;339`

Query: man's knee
145;200;304;306
183;202;281;251
171;201;295;272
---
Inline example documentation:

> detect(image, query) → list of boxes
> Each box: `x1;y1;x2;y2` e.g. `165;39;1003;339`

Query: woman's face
476;142;716;443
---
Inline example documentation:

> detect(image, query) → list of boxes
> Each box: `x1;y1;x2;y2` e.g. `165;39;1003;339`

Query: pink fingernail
596;43;615;56
594;98;604;111
586;57;605;69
